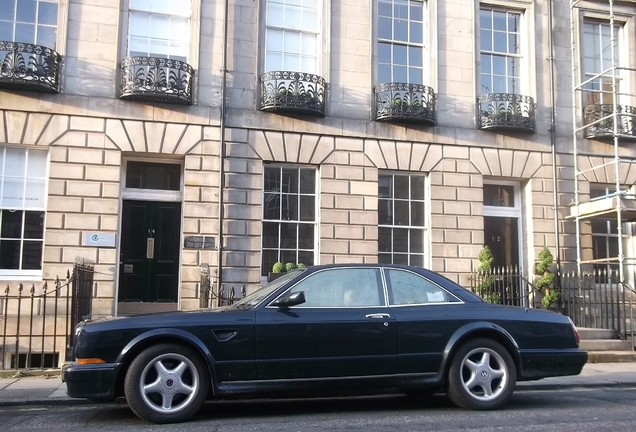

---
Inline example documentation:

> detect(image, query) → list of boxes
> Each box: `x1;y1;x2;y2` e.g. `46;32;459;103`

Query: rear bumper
518;349;588;381
62;362;121;400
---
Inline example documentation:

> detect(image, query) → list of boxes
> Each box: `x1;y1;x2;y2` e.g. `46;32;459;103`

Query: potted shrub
268;261;285;282
535;247;561;310
476;246;500;304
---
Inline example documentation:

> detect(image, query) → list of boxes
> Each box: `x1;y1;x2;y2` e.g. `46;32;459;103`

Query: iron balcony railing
477;93;536;133
0;41;61;93
583;104;636;141
259;71;326;117
374;82;437;125
120;56;195;105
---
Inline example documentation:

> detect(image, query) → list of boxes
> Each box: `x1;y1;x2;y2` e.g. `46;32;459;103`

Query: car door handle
365;313;391;319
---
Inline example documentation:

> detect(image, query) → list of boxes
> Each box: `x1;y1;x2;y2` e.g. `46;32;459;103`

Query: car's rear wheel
124;343;209;423
446;338;516;410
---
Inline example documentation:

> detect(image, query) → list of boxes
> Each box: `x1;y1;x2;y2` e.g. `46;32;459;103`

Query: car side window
386;269;459;305
288;268;384;307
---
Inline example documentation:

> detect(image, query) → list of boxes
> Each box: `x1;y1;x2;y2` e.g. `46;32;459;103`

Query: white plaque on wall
83;232;117;247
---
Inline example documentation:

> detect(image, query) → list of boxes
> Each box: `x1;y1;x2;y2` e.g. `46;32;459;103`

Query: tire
124;343;210;423
446;338;516;410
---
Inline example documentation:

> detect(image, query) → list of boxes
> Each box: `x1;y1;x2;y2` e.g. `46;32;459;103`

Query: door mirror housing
272;291;306;308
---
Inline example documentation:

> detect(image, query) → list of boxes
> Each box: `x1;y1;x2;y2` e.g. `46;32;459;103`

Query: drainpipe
217;0;230;289
547;0;562;278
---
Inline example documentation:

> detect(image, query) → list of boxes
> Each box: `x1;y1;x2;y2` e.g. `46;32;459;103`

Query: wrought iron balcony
259;71;326;117
0;41;60;93
477;93;535;133
374;82;436;125
120;56;195;105
583;104;636;141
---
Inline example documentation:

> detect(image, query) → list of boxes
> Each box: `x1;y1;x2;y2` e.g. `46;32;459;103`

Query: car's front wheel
446;338;516;410
124;343;210;423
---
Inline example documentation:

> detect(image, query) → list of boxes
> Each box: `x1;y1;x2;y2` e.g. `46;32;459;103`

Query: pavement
0;362;634;406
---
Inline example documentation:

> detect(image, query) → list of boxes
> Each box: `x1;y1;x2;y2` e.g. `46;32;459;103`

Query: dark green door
118;200;181;304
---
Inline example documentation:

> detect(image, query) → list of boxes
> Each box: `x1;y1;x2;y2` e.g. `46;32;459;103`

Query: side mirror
272;291;306;308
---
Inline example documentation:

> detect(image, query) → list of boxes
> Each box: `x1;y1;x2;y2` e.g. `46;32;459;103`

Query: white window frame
261;164;318;279
378;171;429;267
120;0;200;67
376;0;427;85
0;146;49;280
0;0;63;50
262;0;325;75
580;17;629;107
477;1;534;98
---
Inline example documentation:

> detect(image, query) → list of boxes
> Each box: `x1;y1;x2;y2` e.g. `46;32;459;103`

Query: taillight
568;317;580;346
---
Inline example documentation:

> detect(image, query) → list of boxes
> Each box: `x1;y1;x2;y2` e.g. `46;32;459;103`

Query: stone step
578;327;618;340
580;339;633;351
587;351;636;363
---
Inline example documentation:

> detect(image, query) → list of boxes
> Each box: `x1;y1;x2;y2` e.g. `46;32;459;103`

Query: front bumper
62;362;122;400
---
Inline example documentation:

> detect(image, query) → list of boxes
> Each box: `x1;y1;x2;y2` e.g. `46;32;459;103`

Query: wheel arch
113;329;217;397
440;322;521;382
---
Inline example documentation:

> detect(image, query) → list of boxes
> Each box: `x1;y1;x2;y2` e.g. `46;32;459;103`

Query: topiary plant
285;262;297;272
476;246;499;304
535;247;560;308
272;262;284;273
296;263;306;269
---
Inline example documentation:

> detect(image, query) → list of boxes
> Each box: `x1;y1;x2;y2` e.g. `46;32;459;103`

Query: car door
384;267;465;374
254;267;397;380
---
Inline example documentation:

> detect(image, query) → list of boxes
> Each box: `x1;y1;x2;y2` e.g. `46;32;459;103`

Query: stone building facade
1;0;635;323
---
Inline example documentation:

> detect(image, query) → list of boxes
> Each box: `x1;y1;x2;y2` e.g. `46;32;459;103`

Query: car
63;264;587;423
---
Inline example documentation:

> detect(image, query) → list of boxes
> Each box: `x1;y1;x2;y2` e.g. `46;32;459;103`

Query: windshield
233;269;305;308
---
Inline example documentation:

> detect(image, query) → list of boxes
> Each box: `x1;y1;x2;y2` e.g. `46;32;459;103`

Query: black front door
484;216;519;267
118;200;181;308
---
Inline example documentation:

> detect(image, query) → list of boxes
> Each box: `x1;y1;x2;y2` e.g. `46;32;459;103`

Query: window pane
15;22;35;43
281;168;298;193
262;222;279;248
17;0;37;23
1;210;22;238
1;178;24;208
411;201;425;226
410;228;424;252
394;66;407;83
264;167;281;192
24;211;44;239
263;193;280;219
379;227;391;252
299;196;315;221
125;162;181;190
298;224;314;248
394;201;409;225
37;25;56;47
409;46;422;68
24;179;46;209
394;175;409;199
378;199;392;225
282;195;298;220
379;16;392;40
0;240;20;269
22;240;43;269
0;1;15;21
299;168;315;193
280;223;297;248
39;1;58;25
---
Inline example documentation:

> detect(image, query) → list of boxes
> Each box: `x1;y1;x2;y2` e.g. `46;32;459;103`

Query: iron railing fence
472;266;635;343
470;266;532;307
561;270;635;341
0;259;93;370
199;266;246;308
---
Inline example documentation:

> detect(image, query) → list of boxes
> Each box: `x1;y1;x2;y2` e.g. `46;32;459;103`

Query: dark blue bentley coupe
63;264;587;423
